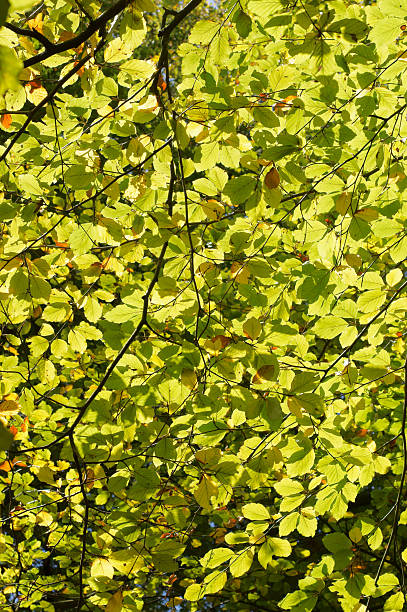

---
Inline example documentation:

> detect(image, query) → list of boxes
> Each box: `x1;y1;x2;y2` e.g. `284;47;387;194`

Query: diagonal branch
319;279;407;383
0;36;107;165
21;163;177;453
4;21;55;51
19;0;132;68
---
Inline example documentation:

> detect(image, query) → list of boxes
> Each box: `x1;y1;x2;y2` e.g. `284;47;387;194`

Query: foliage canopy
0;0;406;610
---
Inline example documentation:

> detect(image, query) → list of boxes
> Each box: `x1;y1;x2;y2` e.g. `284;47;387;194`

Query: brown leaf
265;167;280;189
0;400;19;415
105;590;123;611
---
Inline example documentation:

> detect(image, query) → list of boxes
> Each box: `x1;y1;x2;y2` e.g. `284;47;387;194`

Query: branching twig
20;0;132;68
368;356;407;600
4;21;54;50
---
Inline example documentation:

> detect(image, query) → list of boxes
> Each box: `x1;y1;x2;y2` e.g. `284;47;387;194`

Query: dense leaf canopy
0;0;406;610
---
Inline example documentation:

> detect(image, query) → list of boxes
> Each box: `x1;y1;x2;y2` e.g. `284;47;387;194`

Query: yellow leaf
36;510;53;527
194;475;218;511
132;0;156;10
26;86;48;105
386;268;403;286
91;557;114;579
110;549;145;574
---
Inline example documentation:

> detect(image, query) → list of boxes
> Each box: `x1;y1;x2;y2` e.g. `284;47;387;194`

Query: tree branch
20;0;132;68
0;37;107;165
4;21;55;51
319;279;407;384
152;0;203;96
373;356;407;585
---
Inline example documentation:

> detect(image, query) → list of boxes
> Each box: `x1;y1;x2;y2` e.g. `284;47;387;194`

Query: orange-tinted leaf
212;335;232;349
204;335;232;356
74;60;85;76
27;79;42;91
356;428;368;437
158;74;167;91
85;468;95;489
0;460;12;472
201;199;225;220
58;31;76;43
1;114;12;129
27;13;43;33
354;207;378;221
274;95;297;111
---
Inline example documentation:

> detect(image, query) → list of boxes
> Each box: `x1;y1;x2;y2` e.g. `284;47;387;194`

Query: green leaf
235;10;252;38
65;165;94;190
258;537;292;568
322;533;352;554
229;548;254;577
189;21;220;45
0;422;13;451
0;2;10;27
201;547;234;569
253;107;279;128
242;502;270;521
0;46;21;95
313;316;348;339
279;590;318;611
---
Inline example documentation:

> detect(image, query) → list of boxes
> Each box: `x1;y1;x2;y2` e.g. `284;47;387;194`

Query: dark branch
152;0;203;96
159;0;203;38
21;0;132;68
0;47;98;164
4;21;55;50
319;279;407;384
